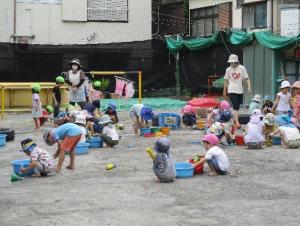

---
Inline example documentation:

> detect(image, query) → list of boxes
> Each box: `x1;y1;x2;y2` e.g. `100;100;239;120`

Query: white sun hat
228;54;239;63
251;94;261;102
280;80;291;89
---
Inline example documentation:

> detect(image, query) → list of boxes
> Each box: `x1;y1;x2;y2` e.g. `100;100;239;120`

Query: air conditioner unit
281;7;300;37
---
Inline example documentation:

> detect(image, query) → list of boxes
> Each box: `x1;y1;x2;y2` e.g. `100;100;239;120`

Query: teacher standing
223;54;251;128
65;58;86;109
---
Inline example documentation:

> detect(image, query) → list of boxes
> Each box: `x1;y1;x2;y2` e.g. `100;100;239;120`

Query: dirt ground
0;110;300;226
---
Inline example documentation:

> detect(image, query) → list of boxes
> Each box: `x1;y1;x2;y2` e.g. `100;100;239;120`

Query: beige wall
0;0;152;44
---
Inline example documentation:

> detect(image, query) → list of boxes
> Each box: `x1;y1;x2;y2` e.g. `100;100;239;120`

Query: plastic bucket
88;136;103;149
11;159;34;176
197;120;206;130
175;162;194;178
155;132;163;137
0;134;7;147
272;136;281;145
188;159;204;174
75;143;89;155
235;135;245;146
151;127;160;133
140;128;151;136
160;127;170;136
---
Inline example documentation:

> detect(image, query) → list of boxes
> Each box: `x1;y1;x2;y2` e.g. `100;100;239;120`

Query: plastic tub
88;136;103;149
75;143;89;155
0;134;7;147
272;136;281;145
151;127;160;133
140;128;151;136
175;162;194;178
11;159;34;176
235;135;245;146
188;159;204;174
160;127;170;136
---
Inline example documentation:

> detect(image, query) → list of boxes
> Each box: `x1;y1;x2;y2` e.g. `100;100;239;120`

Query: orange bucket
160;127;170;136
235;135;245;146
197;120;206;129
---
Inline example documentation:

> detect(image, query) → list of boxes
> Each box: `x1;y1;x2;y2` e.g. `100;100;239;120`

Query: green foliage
99;78;110;90
182;87;192;97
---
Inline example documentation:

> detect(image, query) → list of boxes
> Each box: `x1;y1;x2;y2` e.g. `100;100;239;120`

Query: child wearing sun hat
272;80;293;115
248;94;262;114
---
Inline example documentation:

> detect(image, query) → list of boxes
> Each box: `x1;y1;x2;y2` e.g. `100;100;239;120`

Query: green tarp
166;30;300;53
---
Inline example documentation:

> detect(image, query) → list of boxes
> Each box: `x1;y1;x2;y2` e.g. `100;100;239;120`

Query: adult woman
223;54;251;128
65;58;86;109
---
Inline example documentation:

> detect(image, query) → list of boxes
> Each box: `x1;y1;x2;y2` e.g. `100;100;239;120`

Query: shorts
285;139;300;149
34;162;54;176
228;93;243;110
246;142;264;149
207;157;227;175
99;134;119;147
60;135;82;152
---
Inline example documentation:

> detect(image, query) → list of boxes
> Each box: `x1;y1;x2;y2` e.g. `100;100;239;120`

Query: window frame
285;60;300;82
242;2;267;29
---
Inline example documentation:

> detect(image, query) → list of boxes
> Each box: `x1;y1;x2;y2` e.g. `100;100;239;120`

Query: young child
197;134;229;176
206;100;230;128
272;80;293;115
129;103;154;135
152;137;176;182
244;109;265;149
263;113;277;146
84;100;101;117
99;114;119;148
89;80;102;102
44;123;82;172
52;76;64;118
248;94;261;114
74;114;89;143
19;138;54;176
261;95;274;115
271;114;300;149
291;81;300;128
105;102;119;124
182;105;196;127
39;105;54;126
31;83;42;130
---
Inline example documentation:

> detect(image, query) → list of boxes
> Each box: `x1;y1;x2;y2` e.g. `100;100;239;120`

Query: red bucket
144;133;155;138
235;135;245;146
188;159;204;174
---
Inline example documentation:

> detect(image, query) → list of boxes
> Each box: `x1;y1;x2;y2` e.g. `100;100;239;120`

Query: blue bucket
0;134;7;147
75;143;89;155
11;159;34;176
140;128;151;136
88;136;103;148
272;136;281;145
175;162;194;178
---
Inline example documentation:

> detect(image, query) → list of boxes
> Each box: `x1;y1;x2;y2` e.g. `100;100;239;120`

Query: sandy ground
0;111;300;226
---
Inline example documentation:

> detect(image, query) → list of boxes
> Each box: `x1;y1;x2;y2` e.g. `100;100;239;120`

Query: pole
175;34;181;96
1;87;4;119
138;71;142;103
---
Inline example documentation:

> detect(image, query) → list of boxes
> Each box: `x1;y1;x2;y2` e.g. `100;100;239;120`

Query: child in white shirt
99;114;119;147
272;80;293;115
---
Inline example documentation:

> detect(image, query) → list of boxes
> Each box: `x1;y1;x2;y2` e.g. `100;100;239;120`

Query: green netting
100;98;186;111
212;77;224;89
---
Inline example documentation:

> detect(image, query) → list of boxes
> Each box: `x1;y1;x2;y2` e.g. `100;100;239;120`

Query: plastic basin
11;159;34;176
0;134;7;147
75;143;89;155
140;128;151;136
272;136;281;145
175;162;194;178
88;136;103;148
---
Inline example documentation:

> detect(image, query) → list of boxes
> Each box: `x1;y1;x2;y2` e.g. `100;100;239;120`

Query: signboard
281;8;300;37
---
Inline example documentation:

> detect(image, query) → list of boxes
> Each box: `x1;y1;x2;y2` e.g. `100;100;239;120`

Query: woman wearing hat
65;58;86;109
223;54;251;128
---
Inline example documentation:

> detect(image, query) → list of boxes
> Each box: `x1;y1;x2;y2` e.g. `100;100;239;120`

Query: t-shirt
224;65;249;94
244;120;265;143
84;104;97;116
78;126;87;143
129;104;144;118
248;102;261;114
32;93;41;110
103;125;119;141
52;86;61;103
30;146;54;172
276;92;291;112
205;146;229;172
52;123;82;141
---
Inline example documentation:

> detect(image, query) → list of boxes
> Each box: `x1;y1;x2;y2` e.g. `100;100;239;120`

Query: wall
0;0;152;45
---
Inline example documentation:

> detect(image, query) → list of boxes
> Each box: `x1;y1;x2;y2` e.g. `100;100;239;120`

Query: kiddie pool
11;159;34;176
175;162;194;178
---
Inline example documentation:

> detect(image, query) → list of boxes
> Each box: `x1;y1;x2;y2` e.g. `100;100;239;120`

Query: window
242;2;267;29
286;61;300;83
87;0;128;22
191;6;218;37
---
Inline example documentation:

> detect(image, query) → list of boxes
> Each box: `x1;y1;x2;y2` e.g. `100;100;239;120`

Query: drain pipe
13;0;16;43
153;0;160;36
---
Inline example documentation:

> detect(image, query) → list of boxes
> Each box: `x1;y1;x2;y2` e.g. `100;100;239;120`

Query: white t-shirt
224;65;249;94
276;92;291;112
205;146;230;171
244;121;265;143
129;104;145;118
103;126;119;141
79;126;87;143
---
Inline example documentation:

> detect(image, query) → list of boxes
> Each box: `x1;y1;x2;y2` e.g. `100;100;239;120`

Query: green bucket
151;127;160;133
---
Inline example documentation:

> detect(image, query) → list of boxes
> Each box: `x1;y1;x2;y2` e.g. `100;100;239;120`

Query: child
39;105;54;126
43;123;82;172
89;80;102;102
182;105;196;127
84;100;101;117
129;103;154;135
272;80;293;115
197;134;229;176
74;114;89;143
248;94;261;114
52;76;64;118
261;95;274;115
105;102;119;124
99;114;119;148
263;113;277;146
152;137;176;183
206;100;230;128
31;83;42;130
291;81;300;128
19;138;54;176
244;109;265;149
271;114;300;148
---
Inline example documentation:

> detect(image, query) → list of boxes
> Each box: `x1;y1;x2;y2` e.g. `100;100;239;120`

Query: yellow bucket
155;132;163;137
197;120;206;129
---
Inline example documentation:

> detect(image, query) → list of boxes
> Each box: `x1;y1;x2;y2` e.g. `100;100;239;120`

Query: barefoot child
44;123;82;172
206;100;231;129
152;137;176;182
197;134;229;176
129;103;154;135
99;114;119;148
31;83;42;130
19;138;54;176
272;80;293;115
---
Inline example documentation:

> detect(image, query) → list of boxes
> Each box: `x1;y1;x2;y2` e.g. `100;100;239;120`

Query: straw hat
228;54;239;63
